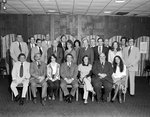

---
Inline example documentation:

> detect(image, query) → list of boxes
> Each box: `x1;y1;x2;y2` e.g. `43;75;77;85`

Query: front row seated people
30;53;47;106
112;56;126;103
11;53;30;105
78;55;95;104
60;54;78;103
46;54;60;100
92;53;113;103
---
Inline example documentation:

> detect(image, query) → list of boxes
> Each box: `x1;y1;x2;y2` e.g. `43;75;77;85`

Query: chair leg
59;88;63;101
92;94;94;102
12;92;13;101
29;86;32;101
76;88;78;101
124;93;126;102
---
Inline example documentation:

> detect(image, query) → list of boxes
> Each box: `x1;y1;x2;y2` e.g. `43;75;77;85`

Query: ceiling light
48;10;56;12
115;0;126;3
104;11;112;14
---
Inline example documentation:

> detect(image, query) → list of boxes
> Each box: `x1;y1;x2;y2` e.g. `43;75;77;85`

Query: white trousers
10;78;29;98
126;69;135;95
83;77;94;100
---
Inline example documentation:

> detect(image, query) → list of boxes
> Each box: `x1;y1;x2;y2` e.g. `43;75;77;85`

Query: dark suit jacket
77;47;94;65
30;61;47;79
93;46;109;61
47;47;63;64
60;62;78;79
92;60;113;83
27;43;35;62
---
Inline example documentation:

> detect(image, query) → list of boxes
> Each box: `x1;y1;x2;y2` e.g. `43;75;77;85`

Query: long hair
66;40;74;50
82;55;90;66
111;41;121;51
113;55;124;73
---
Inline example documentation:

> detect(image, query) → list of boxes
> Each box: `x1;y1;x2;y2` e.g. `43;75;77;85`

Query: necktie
39;47;43;55
54;49;57;56
128;46;131;56
98;46;101;54
19;42;22;52
20;63;23;77
38;62;41;69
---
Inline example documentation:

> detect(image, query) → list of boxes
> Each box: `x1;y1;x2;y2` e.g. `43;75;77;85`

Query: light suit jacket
11;61;30;81
42;40;51;50
31;46;47;63
123;46;140;71
10;41;29;62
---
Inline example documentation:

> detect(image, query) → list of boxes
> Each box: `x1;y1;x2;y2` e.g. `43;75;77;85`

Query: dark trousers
92;78;113;100
47;80;60;98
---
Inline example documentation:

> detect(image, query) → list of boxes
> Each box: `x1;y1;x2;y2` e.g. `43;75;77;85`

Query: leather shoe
102;98;107;103
41;98;46;106
14;95;20;102
33;98;37;104
130;94;135;97
19;98;24;106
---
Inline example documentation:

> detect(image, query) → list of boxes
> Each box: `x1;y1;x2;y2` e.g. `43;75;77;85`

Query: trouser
10;78;29;98
92;78;112;100
47;80;60;98
60;79;78;96
126;69;136;95
83;77;93;100
30;78;47;98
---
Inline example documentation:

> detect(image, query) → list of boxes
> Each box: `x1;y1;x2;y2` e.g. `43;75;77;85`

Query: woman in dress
108;41;123;64
112;56;126;103
46;54;60;100
78;55;95;104
65;40;77;64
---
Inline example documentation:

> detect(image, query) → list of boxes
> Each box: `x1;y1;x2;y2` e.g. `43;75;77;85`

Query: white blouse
112;65;126;79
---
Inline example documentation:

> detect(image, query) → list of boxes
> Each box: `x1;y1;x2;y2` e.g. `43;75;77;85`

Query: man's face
128;39;134;46
67;55;72;63
17;35;23;42
30;37;35;44
99;53;106;62
46;35;50;41
98;39;103;46
91;39;96;47
53;40;58;47
36;40;42;47
83;40;88;47
20;55;26;63
121;39;126;45
104;39;109;46
35;54;41;62
61;36;67;42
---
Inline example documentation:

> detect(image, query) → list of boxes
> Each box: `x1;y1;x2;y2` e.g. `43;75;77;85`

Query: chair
12;84;29;101
143;60;150;85
0;58;7;78
59;84;79;101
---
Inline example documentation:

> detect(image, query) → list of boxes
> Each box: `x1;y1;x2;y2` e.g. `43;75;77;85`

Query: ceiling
0;0;150;17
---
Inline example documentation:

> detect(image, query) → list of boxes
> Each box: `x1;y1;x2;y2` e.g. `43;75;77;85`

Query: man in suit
60;54;78;103
31;39;47;63
77;39;94;65
104;39;111;50
30;53;47;106
42;34;51;50
120;36;128;50
93;38;109;61
27;37;36;62
10;53;30;105
10;34;29;65
122;37;140;96
92;53;113;103
47;40;63;64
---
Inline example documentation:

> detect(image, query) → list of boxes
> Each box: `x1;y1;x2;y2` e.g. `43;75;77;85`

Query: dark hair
111;41;121;51
97;37;104;42
74;40;81;47
82;55;90;66
65;53;73;62
48;54;57;64
60;35;67;41
120;36;127;42
18;53;26;61
36;39;42;43
128;37;135;43
34;53;41;60
66;40;74;49
113;56;124;73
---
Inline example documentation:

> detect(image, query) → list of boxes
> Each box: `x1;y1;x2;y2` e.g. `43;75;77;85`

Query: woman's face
115;57;120;64
75;42;79;47
67;42;72;49
83;57;89;64
51;56;56;62
113;42;118;49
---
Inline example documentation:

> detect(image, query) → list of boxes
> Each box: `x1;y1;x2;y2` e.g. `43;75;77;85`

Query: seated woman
112;55;126;103
46;54;60;100
78;55;95;104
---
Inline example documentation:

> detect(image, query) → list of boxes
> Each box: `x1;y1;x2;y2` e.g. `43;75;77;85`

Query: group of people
10;34;140;106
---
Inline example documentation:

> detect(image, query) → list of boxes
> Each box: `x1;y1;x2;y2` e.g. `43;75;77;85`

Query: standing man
42;34;51;50
60;54;78;103
123;37;140;96
92;53;113;103
31;39;47;63
10;34;29;64
30;53;47;106
47;40;63;64
27;37;35;62
10;53;30;105
93;38;109;61
120;37;128;50
104;39;111;50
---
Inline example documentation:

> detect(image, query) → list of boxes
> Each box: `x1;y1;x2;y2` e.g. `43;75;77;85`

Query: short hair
60;35;67;41
34;53;41;60
48;54;57;64
18;53;26;61
128;37;135;43
36;39;42;43
120;36;127;42
82;55;90;66
97;37;104;42
111;41;121;51
66;40;74;49
74;40;81;47
65;53;73;62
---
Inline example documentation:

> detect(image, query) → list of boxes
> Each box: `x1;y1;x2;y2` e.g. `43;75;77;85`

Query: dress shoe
19;98;24;106
41;98;46;106
14;95;20;102
64;95;69;102
130;94;135;97
33;97;37;104
102;98;107;103
84;99;88;105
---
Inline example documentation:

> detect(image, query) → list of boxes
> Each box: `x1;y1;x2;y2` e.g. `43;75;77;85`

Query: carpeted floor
0;75;150;117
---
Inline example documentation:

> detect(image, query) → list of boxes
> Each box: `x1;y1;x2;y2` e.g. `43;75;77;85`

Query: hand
13;79;17;83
